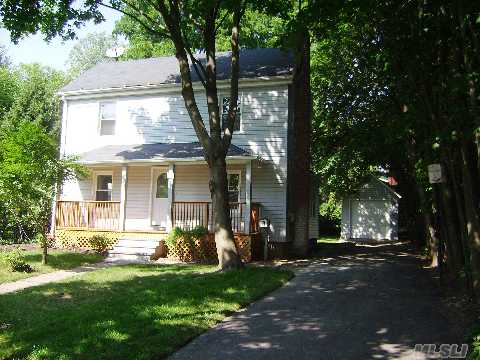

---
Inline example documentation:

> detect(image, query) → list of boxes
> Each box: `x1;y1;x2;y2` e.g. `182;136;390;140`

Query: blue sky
0;7;122;71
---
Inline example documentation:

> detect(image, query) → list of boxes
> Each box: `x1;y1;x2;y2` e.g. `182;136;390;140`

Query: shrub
467;323;480;359
1;249;33;273
88;235;110;253
165;226;209;261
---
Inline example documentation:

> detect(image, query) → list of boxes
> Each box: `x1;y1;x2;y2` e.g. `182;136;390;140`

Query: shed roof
78;142;253;164
60;48;294;93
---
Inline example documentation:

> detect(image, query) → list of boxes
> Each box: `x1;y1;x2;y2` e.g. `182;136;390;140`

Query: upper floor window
99;102;116;136
95;174;113;201
227;171;240;203
221;96;241;132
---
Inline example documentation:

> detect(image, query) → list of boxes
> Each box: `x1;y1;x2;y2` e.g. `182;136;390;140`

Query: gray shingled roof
61;48;294;93
79;142;252;163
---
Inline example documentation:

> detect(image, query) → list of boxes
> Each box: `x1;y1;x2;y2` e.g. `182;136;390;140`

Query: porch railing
56;200;261;233
56;201;120;230
172;201;261;234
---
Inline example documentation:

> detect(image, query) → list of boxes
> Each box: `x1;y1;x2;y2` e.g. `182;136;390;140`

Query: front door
151;168;169;229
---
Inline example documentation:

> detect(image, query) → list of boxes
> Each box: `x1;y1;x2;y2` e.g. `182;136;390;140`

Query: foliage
114;9;285;60
34;233;48;247
318;192;342;231
88;235;110;253
0;264;292;359
0;249;103;284
165;226;208;251
67;32;119;77
467;323;480;360
3;64;66;137
0;121;84;243
1;249;32;273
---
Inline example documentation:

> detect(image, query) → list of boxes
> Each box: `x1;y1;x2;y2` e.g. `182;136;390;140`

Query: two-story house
52;48;318;260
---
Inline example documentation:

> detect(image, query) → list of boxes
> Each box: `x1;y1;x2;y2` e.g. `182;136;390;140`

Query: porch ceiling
78;142;255;164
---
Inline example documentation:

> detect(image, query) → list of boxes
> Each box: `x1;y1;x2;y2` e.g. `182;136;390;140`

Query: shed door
350;200;392;240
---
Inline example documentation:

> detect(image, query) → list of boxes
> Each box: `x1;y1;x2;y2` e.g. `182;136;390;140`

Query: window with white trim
95;174;113;201
99;102;116;136
221;96;241;132
227;171;241;203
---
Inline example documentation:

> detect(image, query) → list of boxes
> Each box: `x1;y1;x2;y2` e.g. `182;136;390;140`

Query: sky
0;7;122;71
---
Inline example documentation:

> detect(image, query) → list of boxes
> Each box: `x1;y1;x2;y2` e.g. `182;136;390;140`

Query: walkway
169;243;461;360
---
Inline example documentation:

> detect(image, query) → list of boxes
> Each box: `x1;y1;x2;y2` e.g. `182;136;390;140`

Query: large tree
0;0;291;269
66;31;118;76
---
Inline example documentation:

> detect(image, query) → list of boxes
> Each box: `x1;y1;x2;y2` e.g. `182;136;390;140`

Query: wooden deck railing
56;200;261;233
172;201;261;233
56;201;120;230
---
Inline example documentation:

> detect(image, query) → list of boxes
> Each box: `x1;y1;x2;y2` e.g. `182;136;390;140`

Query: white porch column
167;163;175;231
244;160;252;233
119;164;128;231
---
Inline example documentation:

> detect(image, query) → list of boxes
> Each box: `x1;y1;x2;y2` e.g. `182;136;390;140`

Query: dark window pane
156;173;168;198
96;190;112;201
228;191;239;203
97;175;112;191
221;97;241;131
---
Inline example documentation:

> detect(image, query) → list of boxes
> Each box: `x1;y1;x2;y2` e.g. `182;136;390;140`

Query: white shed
341;177;401;241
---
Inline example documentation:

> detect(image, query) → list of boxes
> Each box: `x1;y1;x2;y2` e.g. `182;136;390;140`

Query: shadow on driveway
169;243;461;360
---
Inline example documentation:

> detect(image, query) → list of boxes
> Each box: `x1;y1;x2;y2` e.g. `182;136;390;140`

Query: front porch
54;200;262;234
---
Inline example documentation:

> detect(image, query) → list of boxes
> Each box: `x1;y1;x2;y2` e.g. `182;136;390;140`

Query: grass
317;236;342;244
0;264;293;360
0;249;104;284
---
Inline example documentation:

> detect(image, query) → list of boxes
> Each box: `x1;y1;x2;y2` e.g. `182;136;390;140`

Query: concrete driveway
169;243;461;360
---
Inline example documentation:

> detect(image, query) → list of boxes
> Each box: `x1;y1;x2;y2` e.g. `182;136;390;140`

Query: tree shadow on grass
0;265;291;360
21;251;104;271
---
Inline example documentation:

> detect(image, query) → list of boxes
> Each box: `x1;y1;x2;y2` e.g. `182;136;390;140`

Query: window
99;102;116;135
95;174;113;201
227;172;240;203
156;173;168;198
221;96;241;131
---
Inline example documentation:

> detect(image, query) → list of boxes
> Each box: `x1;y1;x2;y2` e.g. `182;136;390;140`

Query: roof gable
61;48;294;94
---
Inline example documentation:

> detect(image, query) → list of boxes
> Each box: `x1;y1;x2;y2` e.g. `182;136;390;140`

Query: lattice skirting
167;233;252;263
54;229;166;250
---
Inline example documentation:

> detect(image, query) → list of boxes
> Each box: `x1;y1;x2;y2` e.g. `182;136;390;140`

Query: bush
1;249;33;273
88;235;110;253
467;323;480;359
165;226;208;250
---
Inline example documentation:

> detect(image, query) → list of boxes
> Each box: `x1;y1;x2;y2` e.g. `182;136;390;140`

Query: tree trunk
42;242;48;265
209;153;243;270
460;140;480;295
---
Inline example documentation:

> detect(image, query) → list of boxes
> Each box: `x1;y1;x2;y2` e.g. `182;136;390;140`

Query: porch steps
106;237;162;262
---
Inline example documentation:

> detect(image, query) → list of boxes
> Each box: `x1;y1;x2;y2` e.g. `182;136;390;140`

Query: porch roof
78;142;254;164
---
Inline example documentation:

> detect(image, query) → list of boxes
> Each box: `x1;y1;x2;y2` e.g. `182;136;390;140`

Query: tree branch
222;2;243;151
157;0;212;155
98;2;169;39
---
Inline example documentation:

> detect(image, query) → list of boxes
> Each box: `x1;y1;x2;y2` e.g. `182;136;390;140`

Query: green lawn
0;249;104;284
317;236;342;244
0;264;293;360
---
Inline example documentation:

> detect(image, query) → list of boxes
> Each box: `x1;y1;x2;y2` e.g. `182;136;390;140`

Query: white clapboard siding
60;85;289;240
60;166;121;202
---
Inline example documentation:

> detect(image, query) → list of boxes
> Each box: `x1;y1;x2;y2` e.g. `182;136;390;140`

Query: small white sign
259;219;269;228
428;164;443;183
